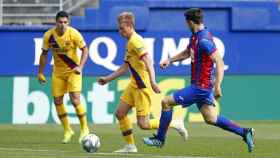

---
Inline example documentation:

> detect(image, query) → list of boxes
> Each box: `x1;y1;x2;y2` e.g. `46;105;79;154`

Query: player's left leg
199;104;255;152
143;86;195;147
69;92;89;143
143;95;175;147
114;100;138;153
135;88;160;130
135;87;187;135
134;88;186;138
68;73;89;143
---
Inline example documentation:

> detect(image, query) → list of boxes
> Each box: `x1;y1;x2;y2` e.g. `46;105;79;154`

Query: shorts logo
178;96;184;101
137;110;144;113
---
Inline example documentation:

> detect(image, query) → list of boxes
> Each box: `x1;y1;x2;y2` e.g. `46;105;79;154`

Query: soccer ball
81;133;101;153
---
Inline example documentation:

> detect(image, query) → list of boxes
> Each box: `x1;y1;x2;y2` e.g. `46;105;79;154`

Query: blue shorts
173;85;215;109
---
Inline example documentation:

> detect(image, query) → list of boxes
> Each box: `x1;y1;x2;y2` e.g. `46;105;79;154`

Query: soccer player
143;8;255;152
98;11;188;153
37;11;89;144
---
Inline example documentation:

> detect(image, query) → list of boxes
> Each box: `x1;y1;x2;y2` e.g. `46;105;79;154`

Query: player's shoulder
133;32;144;41
43;27;55;39
129;32;144;45
45;27;55;33
68;26;82;35
68;26;79;32
198;30;214;44
198;29;210;38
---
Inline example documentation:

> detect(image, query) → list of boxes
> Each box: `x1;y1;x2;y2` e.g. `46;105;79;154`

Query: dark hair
56;11;69;21
184;8;203;24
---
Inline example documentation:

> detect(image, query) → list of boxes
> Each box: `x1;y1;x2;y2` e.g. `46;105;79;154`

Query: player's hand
98;77;109;85
151;82;161;93
160;59;171;69
214;85;222;99
37;73;47;85
73;66;82;74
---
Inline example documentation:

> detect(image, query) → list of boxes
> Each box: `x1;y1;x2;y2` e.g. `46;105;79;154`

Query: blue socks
215;115;245;137
156;113;245;141
157;109;173;141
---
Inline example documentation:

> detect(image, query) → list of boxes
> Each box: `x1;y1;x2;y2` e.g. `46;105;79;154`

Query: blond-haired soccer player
38;11;89;144
98;12;188;153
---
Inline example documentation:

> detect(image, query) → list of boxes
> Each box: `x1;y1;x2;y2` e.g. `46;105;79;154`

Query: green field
0;121;279;158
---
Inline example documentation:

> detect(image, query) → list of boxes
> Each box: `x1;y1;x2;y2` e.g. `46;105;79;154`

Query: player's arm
37;49;48;84
210;50;224;99
38;31;50;84
200;38;224;99
72;30;89;74
97;63;129;85
74;46;89;74
160;48;190;69
141;54;161;93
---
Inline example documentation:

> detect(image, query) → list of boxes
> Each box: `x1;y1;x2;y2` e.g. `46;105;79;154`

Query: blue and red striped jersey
187;28;217;89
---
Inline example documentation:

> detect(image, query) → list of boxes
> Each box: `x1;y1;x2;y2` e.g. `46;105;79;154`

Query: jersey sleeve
73;29;86;49
42;31;50;51
199;38;217;55
132;38;147;58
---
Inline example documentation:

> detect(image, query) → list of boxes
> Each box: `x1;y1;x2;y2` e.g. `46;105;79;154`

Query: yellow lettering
151;78;187;121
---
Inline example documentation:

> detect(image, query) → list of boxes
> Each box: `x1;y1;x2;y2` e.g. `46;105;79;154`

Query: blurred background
0;0;280;124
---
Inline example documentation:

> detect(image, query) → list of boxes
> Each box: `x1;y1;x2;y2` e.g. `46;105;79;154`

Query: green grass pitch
0;121;279;158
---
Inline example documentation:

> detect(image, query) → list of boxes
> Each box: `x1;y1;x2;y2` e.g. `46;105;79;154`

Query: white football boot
114;144;138;153
171;119;189;141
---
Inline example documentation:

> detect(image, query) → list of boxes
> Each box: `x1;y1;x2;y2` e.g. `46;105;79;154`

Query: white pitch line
0;147;215;158
0;147;66;152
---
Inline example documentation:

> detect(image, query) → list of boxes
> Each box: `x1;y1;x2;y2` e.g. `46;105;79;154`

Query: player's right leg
54;96;74;144
68;73;89;143
52;75;74;144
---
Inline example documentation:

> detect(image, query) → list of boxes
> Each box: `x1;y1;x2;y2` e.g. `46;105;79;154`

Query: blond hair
117;11;135;27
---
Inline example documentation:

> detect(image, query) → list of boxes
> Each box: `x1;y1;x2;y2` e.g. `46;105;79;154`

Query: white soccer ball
81;133;101;153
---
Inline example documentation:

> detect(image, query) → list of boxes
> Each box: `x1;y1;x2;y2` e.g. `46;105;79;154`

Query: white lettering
213;37;228;70
34;38;43;65
87;83;114;124
34;38;54;65
12;77;50;124
34;36;228;70
161;38;189;66
89;37;119;71
160;37;228;70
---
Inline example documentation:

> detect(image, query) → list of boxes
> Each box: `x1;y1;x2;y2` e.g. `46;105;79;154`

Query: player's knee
70;98;80;106
54;98;63;105
204;116;216;125
115;110;125;120
161;98;171;110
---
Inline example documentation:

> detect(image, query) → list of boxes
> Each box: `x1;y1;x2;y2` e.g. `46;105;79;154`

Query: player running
98;11;188;153
143;8;255;153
